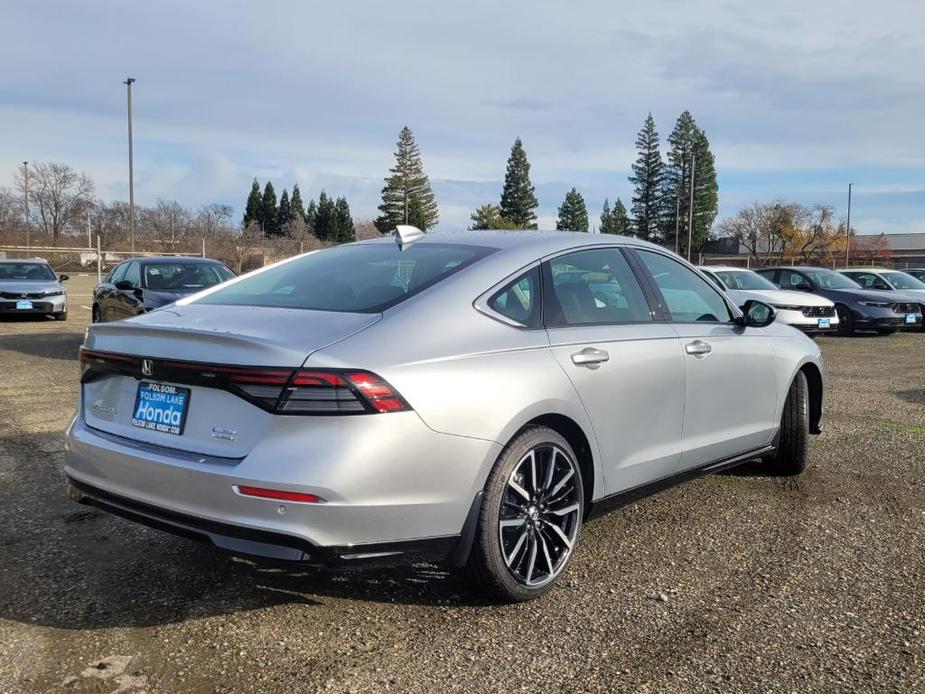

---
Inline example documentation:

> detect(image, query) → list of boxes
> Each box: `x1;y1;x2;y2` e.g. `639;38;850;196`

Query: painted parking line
80;305;92;311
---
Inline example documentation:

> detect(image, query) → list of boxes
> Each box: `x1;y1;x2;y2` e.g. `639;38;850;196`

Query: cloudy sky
2;0;924;233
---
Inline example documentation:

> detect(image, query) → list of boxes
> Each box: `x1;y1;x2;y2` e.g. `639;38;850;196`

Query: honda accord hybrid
65;229;824;601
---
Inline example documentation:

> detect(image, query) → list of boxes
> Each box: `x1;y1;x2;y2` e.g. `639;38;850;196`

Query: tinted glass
198;242;492;312
0;262;56;281
545;248;651;325
778;270;813;290
109;262;128;284
637;250;732;322
845;272;889;290
714;269;778;291
123;262;141;287
881;271;925;290
144;263;232;292
802;269;859;289
488;267;541;327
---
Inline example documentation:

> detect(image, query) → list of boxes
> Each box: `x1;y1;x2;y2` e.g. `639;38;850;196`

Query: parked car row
700;264;925;336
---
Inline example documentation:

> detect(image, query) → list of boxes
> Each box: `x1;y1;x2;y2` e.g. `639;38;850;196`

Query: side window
109;262;128;284
780;270;812;290
544;248;651;326
123;262;141;288
636;250;732;323
487;266;541;327
756;269;779;286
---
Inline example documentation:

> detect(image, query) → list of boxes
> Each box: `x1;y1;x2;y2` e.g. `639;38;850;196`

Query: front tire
53;311;68;321
91;305;101;323
465;426;584;602
768;371;809;475
835;304;854;336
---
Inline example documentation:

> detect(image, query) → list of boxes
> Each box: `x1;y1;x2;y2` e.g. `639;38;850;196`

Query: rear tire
768;371;809;476
465;426;584;602
835;304;854;336
91;305;101;323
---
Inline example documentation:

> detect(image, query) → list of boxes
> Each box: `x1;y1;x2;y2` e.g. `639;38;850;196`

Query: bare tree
212;222;265;273
14;162;94;245
0;188;22;239
91;201;132;249
195;203;233;239
139;200;194;252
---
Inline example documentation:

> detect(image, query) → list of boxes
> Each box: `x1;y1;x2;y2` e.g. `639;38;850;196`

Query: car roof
757;266;831;271
841;267;900;273
0;258;51;264
698;265;754;272
352;229;665;256
133;256;225;265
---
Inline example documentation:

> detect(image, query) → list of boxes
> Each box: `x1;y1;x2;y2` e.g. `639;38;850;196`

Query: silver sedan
65;230;823;601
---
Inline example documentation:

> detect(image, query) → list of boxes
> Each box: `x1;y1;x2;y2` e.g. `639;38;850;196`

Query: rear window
197;242;493;313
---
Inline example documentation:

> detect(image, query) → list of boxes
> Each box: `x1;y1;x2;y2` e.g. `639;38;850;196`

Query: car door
98;262;128;321
115;261;144;319
543;247;685;495
632;249;779;470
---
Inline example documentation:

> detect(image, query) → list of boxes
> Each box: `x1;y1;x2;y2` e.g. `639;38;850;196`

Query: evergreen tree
243;178;262;228
663;111;719;256
334;196;356;243
277;188;291;234
556;188;589;232
260;181;279;237
469;203;519;230
290;184;306;223
375;126;439;233
313;191;336;242
610;198;631;236
305;199;318;236
499;138;538;229
628;114;664;241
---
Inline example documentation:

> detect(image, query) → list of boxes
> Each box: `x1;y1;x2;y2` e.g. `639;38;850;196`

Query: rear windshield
0;262;56;281
144;263;234;292
196;242;493;313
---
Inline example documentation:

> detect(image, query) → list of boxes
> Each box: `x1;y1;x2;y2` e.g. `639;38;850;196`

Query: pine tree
663;111;719;256
499;138;538;229
290;184;306;223
611;198;631;236
375;126;439;233
628;114;664;241
243;178;262;228
334;197;356;243
260;181;279;237
313;191;336;242
556;188;589;232
469;203;519;230
600;199;615;234
277;188;291;235
305;199;318;236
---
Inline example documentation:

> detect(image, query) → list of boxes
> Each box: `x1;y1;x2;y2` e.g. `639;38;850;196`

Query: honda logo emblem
141;359;154;377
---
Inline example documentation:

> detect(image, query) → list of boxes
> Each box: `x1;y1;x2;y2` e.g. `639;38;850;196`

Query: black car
756;266;923;336
905;268;925;284
92;256;235;323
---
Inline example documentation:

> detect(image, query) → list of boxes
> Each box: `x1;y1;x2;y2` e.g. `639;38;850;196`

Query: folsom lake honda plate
131;381;190;435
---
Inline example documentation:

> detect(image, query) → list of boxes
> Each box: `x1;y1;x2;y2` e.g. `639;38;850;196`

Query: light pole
124;77;136;256
686;153;696;262
22;161;29;251
845;182;853;268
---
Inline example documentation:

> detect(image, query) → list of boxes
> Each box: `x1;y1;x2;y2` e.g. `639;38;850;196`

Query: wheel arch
798;361;824;435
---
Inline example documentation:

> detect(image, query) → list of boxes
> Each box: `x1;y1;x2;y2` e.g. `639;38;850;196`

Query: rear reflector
236;486;324;503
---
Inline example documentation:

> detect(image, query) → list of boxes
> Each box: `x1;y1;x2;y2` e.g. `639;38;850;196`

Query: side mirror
114;279;134;291
58;274;69;281
739;300;776;328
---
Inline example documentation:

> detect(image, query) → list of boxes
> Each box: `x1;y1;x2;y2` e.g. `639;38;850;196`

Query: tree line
241;180;355;244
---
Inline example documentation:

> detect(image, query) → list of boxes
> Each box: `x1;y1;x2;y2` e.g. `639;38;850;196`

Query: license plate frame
131;381;191;436
15;300;33;310
817;317;831;329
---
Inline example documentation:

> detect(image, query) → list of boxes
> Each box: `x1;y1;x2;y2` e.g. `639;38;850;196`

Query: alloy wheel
498;444;581;587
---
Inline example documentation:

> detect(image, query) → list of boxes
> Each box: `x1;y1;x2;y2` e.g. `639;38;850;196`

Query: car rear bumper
64;412;500;560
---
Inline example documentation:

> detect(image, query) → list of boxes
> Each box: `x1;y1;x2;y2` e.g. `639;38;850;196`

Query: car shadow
894;388;925;405
0;332;83;361
0;431;492;631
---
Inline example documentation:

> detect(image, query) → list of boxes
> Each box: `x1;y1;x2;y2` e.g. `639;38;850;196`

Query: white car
699;266;838;335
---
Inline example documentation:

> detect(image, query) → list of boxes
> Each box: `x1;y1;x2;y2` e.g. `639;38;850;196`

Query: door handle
684;340;712;357
571;347;610;367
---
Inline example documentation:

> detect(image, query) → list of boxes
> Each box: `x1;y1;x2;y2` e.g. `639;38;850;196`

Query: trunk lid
81;304;381;457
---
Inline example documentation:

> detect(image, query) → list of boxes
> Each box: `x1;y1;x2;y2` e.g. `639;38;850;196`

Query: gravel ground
0;307;922;693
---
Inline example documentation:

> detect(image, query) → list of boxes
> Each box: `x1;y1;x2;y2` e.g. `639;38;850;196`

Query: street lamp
845;182;853;268
124;77;136;256
22;161;29;251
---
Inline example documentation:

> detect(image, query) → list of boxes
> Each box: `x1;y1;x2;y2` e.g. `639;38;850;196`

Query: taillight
280;369;411;414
